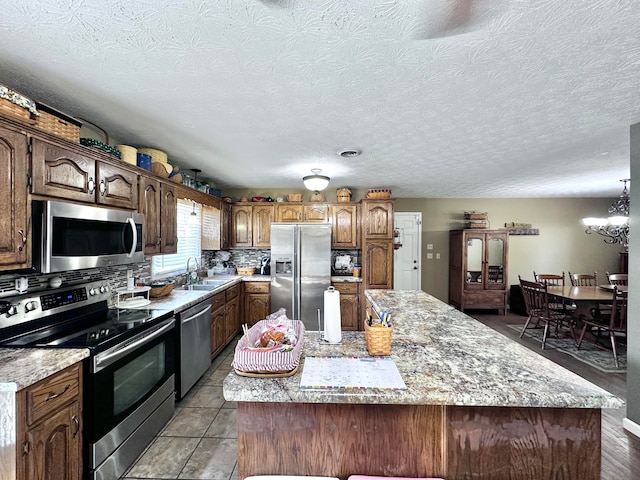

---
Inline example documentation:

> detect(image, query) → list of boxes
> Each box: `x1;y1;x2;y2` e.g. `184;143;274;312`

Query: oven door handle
93;318;175;373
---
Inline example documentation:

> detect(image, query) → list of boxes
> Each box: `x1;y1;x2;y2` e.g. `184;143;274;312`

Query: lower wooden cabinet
225;285;240;343
332;282;361;331
362;240;394;289
211;284;241;358
243;282;270;326
17;363;82;480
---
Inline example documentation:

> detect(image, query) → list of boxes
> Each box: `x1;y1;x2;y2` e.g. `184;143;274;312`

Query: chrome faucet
186;256;200;284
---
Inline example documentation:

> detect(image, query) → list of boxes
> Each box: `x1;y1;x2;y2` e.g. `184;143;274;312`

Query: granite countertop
0;348;89;392
223;289;624;409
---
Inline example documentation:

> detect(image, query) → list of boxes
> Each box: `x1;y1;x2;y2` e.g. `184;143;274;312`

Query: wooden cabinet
0;125;29;270
139;177;177;255
221;201;231;250
211;284;241;358
31;138;138;209
243;282;271;326
202;202;222;251
332;282;360;331
17;363;82;480
303;204;328;222
210;292;226;359
449;229;509;314
330;204;359;248
276;203;302;222
231;204;274;247
253;205;274;247
225;284;240;343
361;200;394;239
361;200;394;290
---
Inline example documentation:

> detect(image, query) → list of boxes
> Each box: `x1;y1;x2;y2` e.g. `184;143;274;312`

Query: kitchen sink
182;279;233;291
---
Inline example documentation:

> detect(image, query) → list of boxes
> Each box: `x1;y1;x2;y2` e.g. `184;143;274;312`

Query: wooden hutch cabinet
231;204;274;247
448;229;509;314
139;177;177;255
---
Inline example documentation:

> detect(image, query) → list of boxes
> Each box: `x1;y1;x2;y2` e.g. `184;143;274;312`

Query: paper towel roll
324;286;342;344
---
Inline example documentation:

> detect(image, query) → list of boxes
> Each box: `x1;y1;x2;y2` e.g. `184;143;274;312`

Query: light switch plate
427;253;434;259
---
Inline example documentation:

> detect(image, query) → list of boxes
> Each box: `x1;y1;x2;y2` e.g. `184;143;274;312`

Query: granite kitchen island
223;290;623;480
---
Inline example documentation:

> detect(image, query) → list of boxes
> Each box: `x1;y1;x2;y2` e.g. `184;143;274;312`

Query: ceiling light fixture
583;179;630;249
303;168;330;192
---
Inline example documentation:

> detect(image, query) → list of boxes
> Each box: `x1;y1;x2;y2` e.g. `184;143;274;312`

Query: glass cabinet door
486;237;504;285
466;237;483;283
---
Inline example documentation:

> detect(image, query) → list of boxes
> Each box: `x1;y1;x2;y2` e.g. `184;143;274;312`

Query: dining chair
533;271;576;313
568;272;598;286
519;276;575;349
606;272;628;286
576;287;627;368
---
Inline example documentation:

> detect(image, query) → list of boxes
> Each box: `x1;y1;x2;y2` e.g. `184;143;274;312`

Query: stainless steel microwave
32;200;145;273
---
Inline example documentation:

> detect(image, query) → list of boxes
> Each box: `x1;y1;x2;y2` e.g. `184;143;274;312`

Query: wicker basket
0;97;32;120
237;266;256;276
34;102;81;142
0;84;38;120
287;193;303;202
148;281;175;298
366;189;392;199
365;322;392;356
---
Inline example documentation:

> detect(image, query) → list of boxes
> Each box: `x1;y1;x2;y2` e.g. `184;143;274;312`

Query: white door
394;212;422;290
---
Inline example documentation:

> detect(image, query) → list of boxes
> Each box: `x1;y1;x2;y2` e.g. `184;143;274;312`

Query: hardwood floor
471;310;640;480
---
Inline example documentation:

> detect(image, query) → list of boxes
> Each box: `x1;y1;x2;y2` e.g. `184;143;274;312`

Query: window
152;199;201;278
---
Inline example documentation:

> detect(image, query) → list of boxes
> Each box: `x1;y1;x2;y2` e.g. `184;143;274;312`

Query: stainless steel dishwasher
176;299;212;399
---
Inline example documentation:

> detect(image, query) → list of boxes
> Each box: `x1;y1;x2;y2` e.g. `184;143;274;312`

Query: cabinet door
339;293;359;331
225;296;239;343
139;177;161;254
276;204;302;222
463;233;485;291
362;200;394;239
160;183;178;254
303;204;328;222
253;205;274;247
485;232;508;290
363;241;394;289
22;401;81;480
221;202;231;250
330;204;358;248
31;138;96;203
245;294;270;326
211;307;226;358
96;161;138;209
0;126;29;269
202;203;222;251
231;206;253;247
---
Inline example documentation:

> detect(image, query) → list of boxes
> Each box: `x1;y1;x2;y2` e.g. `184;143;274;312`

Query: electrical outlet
127;269;133;278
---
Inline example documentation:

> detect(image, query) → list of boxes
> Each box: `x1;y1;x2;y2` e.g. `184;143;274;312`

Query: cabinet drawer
332;282;359;294
244;282;270;294
25;363;80;426
211;292;225;311
225;284;240;300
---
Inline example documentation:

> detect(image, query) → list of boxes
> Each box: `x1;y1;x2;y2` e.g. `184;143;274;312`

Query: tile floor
121;339;239;480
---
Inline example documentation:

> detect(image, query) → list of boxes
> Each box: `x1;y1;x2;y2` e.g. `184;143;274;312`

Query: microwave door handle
126;217;137;258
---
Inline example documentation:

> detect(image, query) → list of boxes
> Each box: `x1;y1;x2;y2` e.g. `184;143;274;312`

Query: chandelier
582;179;630;248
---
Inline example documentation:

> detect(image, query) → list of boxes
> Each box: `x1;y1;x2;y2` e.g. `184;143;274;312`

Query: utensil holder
365;322;392;356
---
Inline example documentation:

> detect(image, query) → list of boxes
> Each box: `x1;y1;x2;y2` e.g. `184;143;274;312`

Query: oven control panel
0;280;112;329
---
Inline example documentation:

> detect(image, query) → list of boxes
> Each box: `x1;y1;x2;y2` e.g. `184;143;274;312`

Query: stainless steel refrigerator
270;223;331;330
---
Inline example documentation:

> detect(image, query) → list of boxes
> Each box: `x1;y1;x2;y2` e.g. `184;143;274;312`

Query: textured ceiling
0;0;638;198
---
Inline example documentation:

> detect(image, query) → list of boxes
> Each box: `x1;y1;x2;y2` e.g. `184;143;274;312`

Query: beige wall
395;198;624;302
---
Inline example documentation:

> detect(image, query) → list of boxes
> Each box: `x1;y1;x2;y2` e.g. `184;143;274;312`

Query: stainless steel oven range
0;280;175;480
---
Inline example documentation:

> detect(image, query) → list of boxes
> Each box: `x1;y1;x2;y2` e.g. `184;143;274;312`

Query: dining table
546;284;626;320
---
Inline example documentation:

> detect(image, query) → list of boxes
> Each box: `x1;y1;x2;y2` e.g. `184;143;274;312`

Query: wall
394;197;623;302
626;123;639;432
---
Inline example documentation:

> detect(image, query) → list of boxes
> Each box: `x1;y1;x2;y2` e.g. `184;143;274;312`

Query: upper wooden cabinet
0;125;29;270
303;204;329;222
276;203;302;222
362;200;394;239
330;204;359;248
139;177;177;255
231;204;274;248
220;201;231;250
31;138;138;209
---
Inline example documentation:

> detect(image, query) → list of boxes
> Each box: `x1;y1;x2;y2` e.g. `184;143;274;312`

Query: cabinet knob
99;180;107;195
72;415;80;438
88;177;95;193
